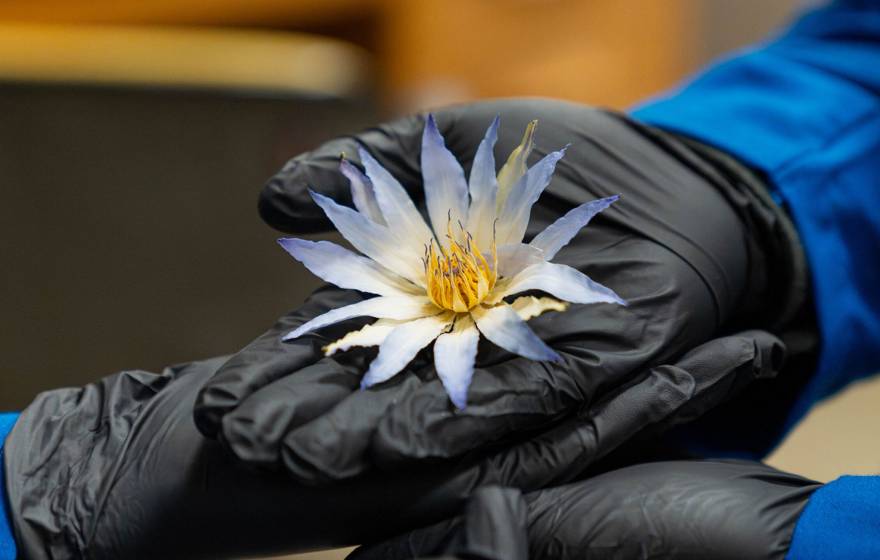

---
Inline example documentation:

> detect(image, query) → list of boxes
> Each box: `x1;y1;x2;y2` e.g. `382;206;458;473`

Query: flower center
424;223;497;312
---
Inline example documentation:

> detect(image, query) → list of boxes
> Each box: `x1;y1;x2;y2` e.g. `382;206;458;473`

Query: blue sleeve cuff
0;412;19;560
788;475;880;559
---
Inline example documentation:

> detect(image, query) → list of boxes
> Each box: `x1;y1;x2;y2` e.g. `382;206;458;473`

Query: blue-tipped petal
529;195;619;260
277;238;413;296
499;261;627;306
361;313;454;388
340;158;385;225
469;116;500;200
471;303;561;362
309;189;424;284
282;296;436;341
422;114;470;241
496;146;568;245
358;148;435;255
496;243;545;278
434;315;480;409
466;116;500;252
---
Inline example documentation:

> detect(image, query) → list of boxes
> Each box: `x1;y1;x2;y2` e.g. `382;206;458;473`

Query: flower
278;115;625;409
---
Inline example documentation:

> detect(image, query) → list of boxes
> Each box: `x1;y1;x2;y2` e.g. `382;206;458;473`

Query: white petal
496;243;545;278
496;119;536;213
310;190;425;285
358;148;436;255
278;238;419;297
323;318;403;356
496;261;626;306
283;296;437;341
422;114;470;244
496;147;567;246
433;314;479;409
529;195;619;259
466;116;500;252
510;296;569;321
362;312;454;388
341;158;385;225
471;303;560;362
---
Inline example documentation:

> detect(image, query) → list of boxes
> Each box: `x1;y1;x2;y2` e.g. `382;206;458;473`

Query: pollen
424;218;497;312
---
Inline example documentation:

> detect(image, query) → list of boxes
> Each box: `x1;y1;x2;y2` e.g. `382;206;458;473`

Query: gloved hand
351;460;822;560
3;330;785;559
194;99;801;484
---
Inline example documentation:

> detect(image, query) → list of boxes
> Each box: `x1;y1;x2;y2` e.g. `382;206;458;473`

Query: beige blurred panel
266;548;354;560
768;376;880;483
380;0;703;111
0;0;376;27
0;23;370;95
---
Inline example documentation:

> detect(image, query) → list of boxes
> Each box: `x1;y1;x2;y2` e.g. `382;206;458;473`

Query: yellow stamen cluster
425;221;497;312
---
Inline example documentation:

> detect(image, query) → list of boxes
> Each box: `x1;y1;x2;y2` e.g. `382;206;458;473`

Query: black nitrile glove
194;99;806;484
373;486;532;560
351;460;821;560
4;330;784;559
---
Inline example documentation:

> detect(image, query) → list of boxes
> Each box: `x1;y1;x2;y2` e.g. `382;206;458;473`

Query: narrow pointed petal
496;243;545;278
498;261;626;306
310;190;425;285
466;116;500;252
283;295;437;341
358;148;436;254
496;147;567;245
422;114;470;242
433;314;479;409
496;119;536;212
510;295;569;321
323;318;403;356
529;195;619;259
471;303;561;362
362;312;454;388
278;238;418;297
340;158;385;225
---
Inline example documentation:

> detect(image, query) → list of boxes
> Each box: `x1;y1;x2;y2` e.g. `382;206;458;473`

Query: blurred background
0;1;876;559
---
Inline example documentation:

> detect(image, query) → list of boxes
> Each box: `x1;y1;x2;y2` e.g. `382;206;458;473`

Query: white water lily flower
279;115;625;409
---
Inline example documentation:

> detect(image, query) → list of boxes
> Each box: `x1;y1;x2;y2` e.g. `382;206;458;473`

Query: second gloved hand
351;460;822;560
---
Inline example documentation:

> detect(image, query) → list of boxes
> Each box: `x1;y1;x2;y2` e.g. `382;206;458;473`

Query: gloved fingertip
193;383;238;438
281;427;373;486
750;331;786;378
218;412;279;467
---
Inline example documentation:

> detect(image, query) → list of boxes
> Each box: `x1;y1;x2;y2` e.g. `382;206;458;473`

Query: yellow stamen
425;218;497;312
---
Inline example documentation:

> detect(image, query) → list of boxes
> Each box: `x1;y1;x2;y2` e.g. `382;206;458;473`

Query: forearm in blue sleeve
0;413;19;560
632;0;880;452
788;476;880;560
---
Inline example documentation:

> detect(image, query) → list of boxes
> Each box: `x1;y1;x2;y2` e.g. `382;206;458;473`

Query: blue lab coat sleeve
0;413;19;560
788;475;880;559
635;3;880;555
632;0;880;439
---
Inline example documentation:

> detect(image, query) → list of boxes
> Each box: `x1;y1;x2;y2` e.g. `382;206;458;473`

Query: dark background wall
0;84;372;408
